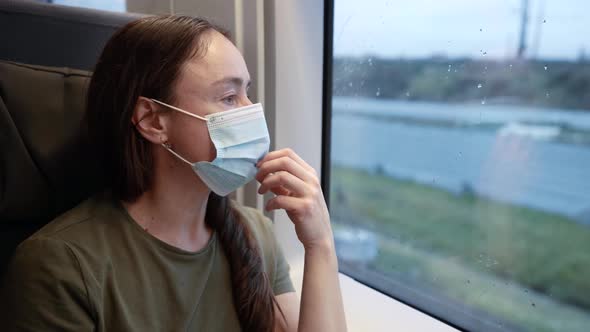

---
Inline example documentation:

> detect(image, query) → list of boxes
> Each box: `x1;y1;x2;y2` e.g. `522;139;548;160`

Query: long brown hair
85;15;285;332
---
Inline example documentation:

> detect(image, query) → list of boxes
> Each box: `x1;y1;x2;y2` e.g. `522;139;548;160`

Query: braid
206;193;286;332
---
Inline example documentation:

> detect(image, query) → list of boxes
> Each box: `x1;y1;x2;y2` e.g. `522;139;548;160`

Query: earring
161;138;172;149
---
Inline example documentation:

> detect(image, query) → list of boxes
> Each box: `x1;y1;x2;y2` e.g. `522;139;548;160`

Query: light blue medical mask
150;98;270;196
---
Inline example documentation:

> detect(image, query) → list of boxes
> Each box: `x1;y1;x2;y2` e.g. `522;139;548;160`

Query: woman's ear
132;97;169;144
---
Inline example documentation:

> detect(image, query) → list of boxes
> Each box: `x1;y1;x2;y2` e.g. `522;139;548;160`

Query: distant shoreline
334;95;590;113
332;96;590;147
333;57;590;111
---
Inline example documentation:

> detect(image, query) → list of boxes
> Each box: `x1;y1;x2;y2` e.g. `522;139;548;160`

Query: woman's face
166;30;252;164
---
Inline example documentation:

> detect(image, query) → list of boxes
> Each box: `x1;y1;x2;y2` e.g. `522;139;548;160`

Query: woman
1;15;346;332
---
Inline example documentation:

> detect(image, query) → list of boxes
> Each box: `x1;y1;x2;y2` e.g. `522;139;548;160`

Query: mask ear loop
149;98;208;121
148;98;205;166
161;141;193;166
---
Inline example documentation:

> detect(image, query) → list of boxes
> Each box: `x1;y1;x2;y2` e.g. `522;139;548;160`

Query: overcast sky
334;0;589;61
53;0;588;61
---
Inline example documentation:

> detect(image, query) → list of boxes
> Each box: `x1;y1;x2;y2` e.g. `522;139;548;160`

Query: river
331;96;590;223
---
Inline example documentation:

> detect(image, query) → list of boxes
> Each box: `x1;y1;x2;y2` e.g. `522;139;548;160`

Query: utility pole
517;0;530;59
530;0;545;59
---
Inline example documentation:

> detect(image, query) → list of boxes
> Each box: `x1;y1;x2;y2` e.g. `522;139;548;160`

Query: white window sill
337;272;459;332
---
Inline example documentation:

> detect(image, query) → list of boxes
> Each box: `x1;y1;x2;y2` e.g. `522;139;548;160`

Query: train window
44;0;126;12
326;0;590;331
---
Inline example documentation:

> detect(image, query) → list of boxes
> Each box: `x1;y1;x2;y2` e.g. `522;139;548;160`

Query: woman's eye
222;95;237;105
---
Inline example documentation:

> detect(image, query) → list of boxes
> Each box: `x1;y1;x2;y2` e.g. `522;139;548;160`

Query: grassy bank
330;166;590;329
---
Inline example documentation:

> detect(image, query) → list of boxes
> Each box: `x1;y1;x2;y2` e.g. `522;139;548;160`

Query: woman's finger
257;148;317;175
255;156;316;185
267;185;291;196
265;195;308;212
258;170;309;197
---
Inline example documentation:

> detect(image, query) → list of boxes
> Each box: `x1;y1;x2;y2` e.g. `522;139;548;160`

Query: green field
330;166;590;331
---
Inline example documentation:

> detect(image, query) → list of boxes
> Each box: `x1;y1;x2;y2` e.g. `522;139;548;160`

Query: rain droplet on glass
448;64;452;72
543;19;546;23
481;99;487;105
406;91;411;97
544;65;548;70
480;28;483;32
477;83;483;89
348;82;353;87
376;88;381;97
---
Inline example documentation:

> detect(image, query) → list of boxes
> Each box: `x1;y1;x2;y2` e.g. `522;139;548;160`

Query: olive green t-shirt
1;191;295;331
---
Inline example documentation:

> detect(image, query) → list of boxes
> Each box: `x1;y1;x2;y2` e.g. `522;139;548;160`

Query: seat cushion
0;60;103;224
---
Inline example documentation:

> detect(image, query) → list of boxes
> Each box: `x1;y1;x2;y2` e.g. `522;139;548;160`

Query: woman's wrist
304;238;339;268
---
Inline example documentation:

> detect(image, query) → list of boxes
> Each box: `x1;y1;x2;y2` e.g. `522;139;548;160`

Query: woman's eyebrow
211;77;251;88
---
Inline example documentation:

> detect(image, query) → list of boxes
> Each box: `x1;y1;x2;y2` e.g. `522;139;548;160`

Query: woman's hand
255;148;334;251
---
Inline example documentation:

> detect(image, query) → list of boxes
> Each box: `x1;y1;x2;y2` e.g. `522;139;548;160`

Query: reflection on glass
330;1;590;331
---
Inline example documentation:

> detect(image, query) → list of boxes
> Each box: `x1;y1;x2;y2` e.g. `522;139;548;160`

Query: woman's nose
240;97;254;108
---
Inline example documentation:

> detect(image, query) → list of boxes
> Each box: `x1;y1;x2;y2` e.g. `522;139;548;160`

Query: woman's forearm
298;240;347;332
